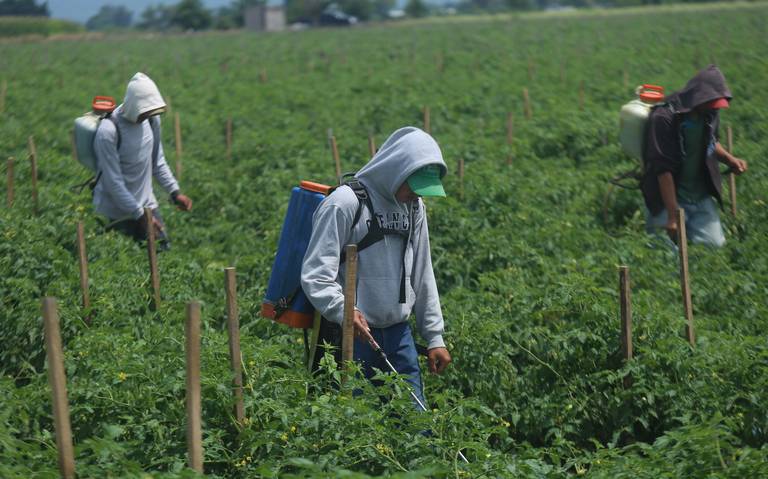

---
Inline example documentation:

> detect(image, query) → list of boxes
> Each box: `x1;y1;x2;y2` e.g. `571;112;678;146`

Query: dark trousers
107;209;170;250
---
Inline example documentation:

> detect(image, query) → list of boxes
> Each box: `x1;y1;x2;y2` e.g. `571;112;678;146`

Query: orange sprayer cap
639;84;664;103
92;96;116;113
300;181;331;195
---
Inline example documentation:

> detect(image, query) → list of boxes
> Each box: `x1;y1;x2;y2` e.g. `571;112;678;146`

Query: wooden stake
224;267;245;425
423;106;431;134
527;58;535;83
226;118;233;162
145;207;161;311
458;157;465;200
623;68;629;90
619;266;632;361
185;302;204;473
174;112;182;181
368;133;376;158
506;112;514;165
28;136;39;214
676;208;695;346
76;221;91;324
0;79;6;114
523;88;532;120
727;125;737;216
579;80;585;111
342;244;358;380
6;157;13;208
259;68;268;84
329;135;341;181
42;298;76;479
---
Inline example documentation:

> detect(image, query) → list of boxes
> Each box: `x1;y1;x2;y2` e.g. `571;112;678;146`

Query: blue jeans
353;322;426;409
645;196;725;248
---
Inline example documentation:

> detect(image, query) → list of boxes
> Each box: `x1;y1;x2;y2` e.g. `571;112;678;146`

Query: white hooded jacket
93;72;179;221
301;127;447;349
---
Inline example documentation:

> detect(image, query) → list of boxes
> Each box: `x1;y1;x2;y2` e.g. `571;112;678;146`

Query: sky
48;0;232;24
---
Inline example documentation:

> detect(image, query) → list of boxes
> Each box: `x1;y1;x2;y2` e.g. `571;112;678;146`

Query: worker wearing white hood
301;127;452;406
93;72;192;246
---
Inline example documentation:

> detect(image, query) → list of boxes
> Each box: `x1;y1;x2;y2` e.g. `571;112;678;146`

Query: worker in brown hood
640;65;747;247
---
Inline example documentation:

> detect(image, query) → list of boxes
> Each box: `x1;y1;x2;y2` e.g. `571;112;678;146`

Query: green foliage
0;0;48;16
0;16;82;37
1;2;767;477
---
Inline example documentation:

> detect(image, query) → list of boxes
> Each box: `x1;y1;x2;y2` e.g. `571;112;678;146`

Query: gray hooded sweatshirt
301;127;447;350
93;72;179;221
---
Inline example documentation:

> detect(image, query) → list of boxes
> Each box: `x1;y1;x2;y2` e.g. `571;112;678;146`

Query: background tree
171;0;212;31
136;4;174;30
372;0;395;19
405;0;428;17
0;0;49;16
338;0;372;21
85;5;133;31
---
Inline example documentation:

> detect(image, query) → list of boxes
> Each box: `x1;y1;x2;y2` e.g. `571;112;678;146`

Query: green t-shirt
677;114;709;203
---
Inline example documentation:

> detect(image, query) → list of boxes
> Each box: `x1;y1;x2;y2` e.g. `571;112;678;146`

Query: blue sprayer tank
262;181;331;328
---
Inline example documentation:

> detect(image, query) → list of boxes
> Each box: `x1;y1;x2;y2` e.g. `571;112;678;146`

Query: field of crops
1;2;768;477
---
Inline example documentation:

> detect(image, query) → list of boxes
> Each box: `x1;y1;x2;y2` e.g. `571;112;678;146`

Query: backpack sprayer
362;331;470;465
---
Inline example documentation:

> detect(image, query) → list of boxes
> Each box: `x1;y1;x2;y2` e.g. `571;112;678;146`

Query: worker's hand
174;193;193;211
352;309;373;342
664;216;678;243
728;157;747;175
140;211;164;237
427;347;452;375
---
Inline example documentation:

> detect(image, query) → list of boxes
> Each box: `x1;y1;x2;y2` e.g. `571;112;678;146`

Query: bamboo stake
329;135;341;181
579;80;585;111
727;125;737;216
29;136;39;214
342;244;358;381
619;266;632;361
506;112;514;165
224;267;245;425
145;207;161;311
623;67;629;90
174;112;182;181
226;118;233;162
676;208;695;346
185;302;204;473
259;68;268;84
423;106;431;134
42;298;76;479
6;157;13;208
368;133;376;158
527;58;535;83
523;88;532;120
76;221;91;324
458;157;465;200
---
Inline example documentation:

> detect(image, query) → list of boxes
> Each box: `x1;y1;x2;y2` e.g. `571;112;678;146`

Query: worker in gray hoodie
93;72;192;247
301;126;451;406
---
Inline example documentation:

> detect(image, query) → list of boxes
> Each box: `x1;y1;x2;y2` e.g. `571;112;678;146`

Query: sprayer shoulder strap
339;180;408;262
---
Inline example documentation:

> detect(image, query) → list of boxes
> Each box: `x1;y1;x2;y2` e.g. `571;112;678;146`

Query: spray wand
363;332;470;465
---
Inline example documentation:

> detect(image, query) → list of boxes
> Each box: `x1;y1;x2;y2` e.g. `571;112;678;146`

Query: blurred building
244;3;286;32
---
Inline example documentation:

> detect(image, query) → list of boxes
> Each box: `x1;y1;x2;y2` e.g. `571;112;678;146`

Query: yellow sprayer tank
619;84;665;160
